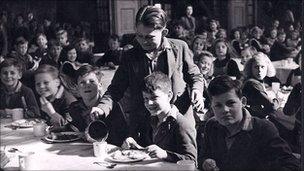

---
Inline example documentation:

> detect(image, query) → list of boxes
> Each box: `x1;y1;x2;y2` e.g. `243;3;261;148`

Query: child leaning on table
0;58;40;118
66;65;128;146
122;72;197;164
34;64;76;125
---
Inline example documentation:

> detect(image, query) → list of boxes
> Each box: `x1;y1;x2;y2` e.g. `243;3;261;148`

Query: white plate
106;149;148;163
44;132;83;143
11;119;40;128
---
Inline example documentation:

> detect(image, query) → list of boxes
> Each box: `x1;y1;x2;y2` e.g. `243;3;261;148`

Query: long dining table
1;119;195;170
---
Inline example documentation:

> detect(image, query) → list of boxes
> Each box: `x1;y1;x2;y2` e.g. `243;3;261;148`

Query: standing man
92;5;205;146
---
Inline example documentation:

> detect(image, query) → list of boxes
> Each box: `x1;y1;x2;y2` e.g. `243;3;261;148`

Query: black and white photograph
0;0;303;170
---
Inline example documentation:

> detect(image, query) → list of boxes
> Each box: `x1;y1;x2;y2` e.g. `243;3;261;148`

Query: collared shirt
150;105;179;143
144;38;171;74
224;109;253;149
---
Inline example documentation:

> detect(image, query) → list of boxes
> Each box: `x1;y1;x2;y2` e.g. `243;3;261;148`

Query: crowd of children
0;4;302;171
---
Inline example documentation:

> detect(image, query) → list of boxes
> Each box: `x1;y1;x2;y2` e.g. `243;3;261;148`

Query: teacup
93;141;108;158
33;122;47;137
19;152;35;171
6;108;24;121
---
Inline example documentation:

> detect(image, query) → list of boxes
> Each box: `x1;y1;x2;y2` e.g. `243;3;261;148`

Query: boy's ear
162;28;169;37
55;78;61;87
241;96;247;107
168;90;173;100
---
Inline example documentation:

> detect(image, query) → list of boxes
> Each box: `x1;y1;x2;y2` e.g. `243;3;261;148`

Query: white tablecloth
1;119;192;170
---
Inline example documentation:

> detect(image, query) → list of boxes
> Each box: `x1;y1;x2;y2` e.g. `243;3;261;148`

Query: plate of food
11;119;41;128
106;149;148;163
44;132;83;143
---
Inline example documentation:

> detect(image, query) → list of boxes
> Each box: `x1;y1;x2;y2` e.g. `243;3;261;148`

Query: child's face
108;39;120;51
198;57;213;75
291;32;299;39
57;33;68;46
193;38;205;52
234;31;240;40
136;24;165;52
210;21;217;31
78;40;89;52
17;43;28;56
211;89;244;127
77;72;102;100
270;30;277;39
0;66;21;88
35;73;60;98
174;25;184;37
50;45;62;59
67;48;77;62
37;35;47;48
252;59;267;80
217;30;227;39
240;49;252;64
277;34;286;43
143;89;172;116
273;20;279;28
215;42;228;57
253;30;261;39
186;6;193;16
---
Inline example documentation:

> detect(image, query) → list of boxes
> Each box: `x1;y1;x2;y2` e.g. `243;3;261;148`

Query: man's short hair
143;71;172;94
135;5;167;29
208;75;243;99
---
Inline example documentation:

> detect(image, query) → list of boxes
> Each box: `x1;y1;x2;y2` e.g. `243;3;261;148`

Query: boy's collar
157;105;178;123
48;85;64;102
1;81;22;94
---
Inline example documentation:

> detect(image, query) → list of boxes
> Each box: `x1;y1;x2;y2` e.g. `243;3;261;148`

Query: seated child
212;39;242;79
56;29;70;48
40;40;62;68
66;65;128;146
270;31;296;61
196;51;214;84
34;64;76;125
198;75;299;171
240;46;257;65
170;20;192;46
191;35;208;63
76;38;94;65
121;72;197;164
96;35;125;68
31;33;48;61
0;58;40;118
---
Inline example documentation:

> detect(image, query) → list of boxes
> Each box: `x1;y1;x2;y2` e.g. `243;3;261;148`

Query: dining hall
0;0;303;170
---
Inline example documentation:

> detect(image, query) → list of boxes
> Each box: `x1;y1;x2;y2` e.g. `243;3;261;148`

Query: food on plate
46;132;80;141
11;119;38;127
110;149;147;162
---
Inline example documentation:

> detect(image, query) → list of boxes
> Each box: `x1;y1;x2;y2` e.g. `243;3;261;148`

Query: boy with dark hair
122;72;197;164
40;40;62;68
76;38;94;65
0;58;40;118
198;75;299;171
92;5;204;147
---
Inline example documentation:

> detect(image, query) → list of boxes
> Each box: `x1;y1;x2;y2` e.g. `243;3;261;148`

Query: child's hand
121;137;143;150
145;144;167;159
40;97;56;115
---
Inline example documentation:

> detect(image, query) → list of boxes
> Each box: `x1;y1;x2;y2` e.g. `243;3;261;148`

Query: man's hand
191;89;205;112
121;137;143;149
90;107;105;121
145;144;167;159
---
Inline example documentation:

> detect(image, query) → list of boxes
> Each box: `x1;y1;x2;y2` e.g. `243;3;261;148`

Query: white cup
6;108;24;121
33;122;47;137
93;141;107;159
19;152;35;171
177;160;196;170
272;82;280;94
